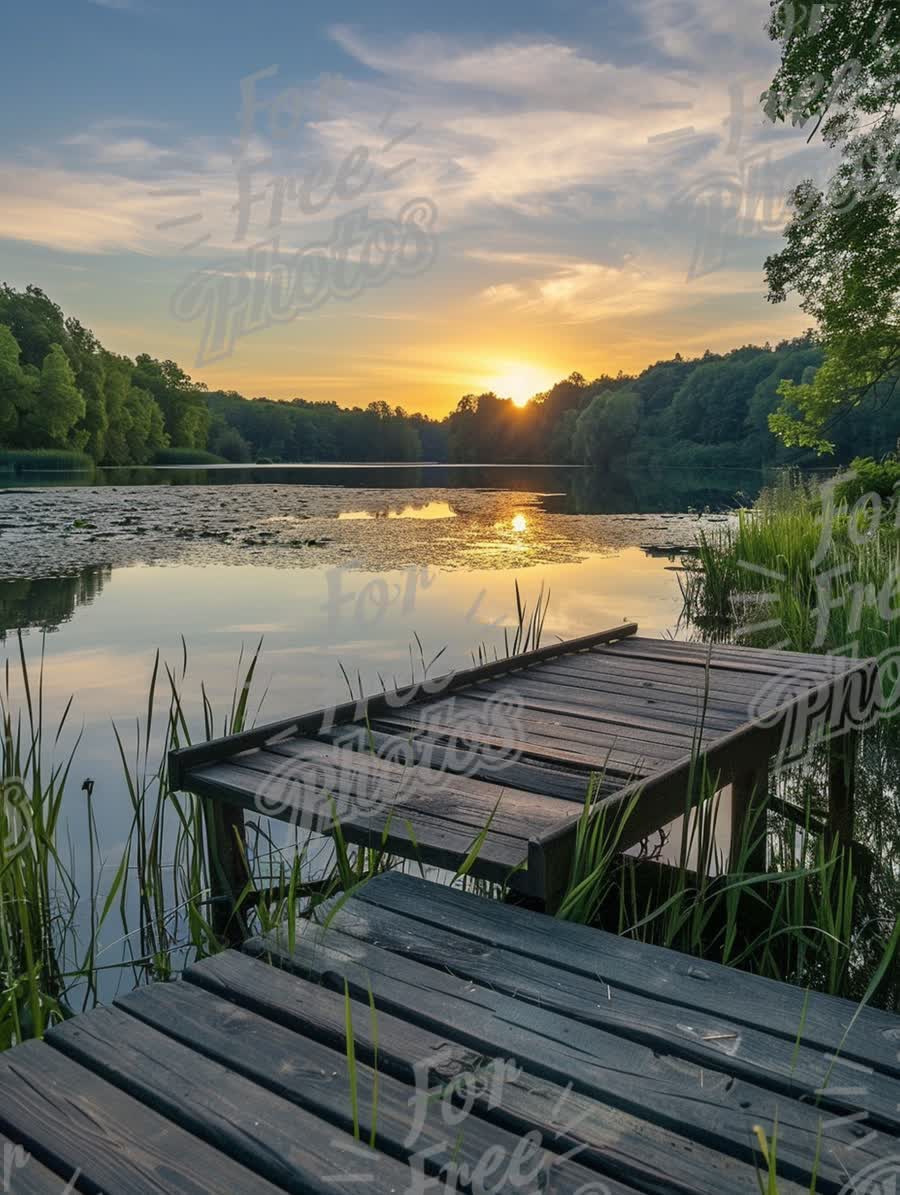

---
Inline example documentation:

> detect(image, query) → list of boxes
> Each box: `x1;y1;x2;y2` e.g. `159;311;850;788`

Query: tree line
446;338;899;469
2;284;895;471
0;285;444;466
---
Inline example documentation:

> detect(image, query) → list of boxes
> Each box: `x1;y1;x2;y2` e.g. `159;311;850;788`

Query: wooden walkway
169;624;877;912
1;872;898;1193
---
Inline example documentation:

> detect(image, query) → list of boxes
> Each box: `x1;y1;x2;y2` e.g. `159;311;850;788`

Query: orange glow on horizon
488;363;559;408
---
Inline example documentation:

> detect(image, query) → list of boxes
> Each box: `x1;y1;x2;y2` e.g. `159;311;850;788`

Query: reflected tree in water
0;566;110;641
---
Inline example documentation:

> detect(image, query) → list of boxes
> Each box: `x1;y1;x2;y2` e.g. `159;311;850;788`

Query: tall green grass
0;632;394;1051
680;472;900;664
555;755;899;1007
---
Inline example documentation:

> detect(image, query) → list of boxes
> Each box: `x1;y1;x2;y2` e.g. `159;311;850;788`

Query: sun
489;363;558;408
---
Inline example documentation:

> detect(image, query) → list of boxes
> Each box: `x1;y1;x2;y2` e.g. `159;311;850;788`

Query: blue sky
0;0;835;414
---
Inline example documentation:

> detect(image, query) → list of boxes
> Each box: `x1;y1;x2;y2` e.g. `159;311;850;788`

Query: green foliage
763;2;900;450
28;345;85;448
133;355;209;451
124;385;169;464
680;474;900;662
441;341;855;470
0;324;31;438
575;387;640;466
0;284;68;367
670;350;775;444
208;420;253;463
0;449;91;472
0;281;891;472
835;454;900;503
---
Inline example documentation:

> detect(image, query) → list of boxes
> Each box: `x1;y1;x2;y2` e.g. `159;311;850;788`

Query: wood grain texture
47;1003;417;1195
356;872;900;1077
0;1133;72;1194
109;981;639;1195
0;1039;287;1194
0;868;896;1195
185;949;799;1195
244;889;894;1193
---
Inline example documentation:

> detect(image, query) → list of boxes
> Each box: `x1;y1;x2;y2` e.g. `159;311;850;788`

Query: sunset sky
0;0;836;416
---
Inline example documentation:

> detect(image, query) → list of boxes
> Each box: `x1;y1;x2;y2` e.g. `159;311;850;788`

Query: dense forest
1;284;897;471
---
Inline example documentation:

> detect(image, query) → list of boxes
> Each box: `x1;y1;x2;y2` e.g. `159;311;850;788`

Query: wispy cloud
0;0;832;365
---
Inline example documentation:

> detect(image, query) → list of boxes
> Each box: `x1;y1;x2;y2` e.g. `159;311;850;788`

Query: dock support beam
827;729;858;853
204;798;251;947
730;765;769;874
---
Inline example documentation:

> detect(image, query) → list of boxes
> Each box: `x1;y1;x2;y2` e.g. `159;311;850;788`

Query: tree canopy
763;0;900;451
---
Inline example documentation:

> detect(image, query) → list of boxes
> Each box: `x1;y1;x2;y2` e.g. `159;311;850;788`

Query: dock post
827;729;858;852
730;765;769;873
204;798;251;947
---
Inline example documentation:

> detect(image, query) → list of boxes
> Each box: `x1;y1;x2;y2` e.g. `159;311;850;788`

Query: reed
679;472;900;667
554;757;898;1007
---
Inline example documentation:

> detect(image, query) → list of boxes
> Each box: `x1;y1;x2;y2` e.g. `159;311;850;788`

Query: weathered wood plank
605;637;863;672
389;696;690;761
47;1005;417;1195
0;1039;287;1194
111;981;641;1195
169;622;638;785
223;746;563;840
534;664;759;714
480;675;744;734
352;726;624;801
535;658;791;715
355;704;667;776
191;752;539;844
243;914;881;1192
269;736;600;819
185;949;803;1195
593;653;874;726
302;895;900;1132
182;758;532;883
556;651;820;699
477;677;742;735
529;677;842;860
0;1134;72;1194
601;638;864;678
358;872;900;1078
365;706;673;774
173;623;879;907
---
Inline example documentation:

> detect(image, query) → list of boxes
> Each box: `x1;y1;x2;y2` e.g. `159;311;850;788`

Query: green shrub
0;449;91;471
835;455;900;504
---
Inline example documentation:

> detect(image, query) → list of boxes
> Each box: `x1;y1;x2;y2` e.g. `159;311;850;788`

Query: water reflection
0;565;110;641
1;462;773;513
338;501;457;520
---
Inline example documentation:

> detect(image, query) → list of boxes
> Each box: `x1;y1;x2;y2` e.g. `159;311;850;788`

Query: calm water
2;463;763;894
6;460;899;1010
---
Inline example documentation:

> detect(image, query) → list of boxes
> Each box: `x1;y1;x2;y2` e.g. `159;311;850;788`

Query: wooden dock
169;624;878;918
0;871;898;1193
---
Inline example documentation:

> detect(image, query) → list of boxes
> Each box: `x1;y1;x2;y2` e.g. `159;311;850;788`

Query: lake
6;459;898;1012
1;462;770;913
